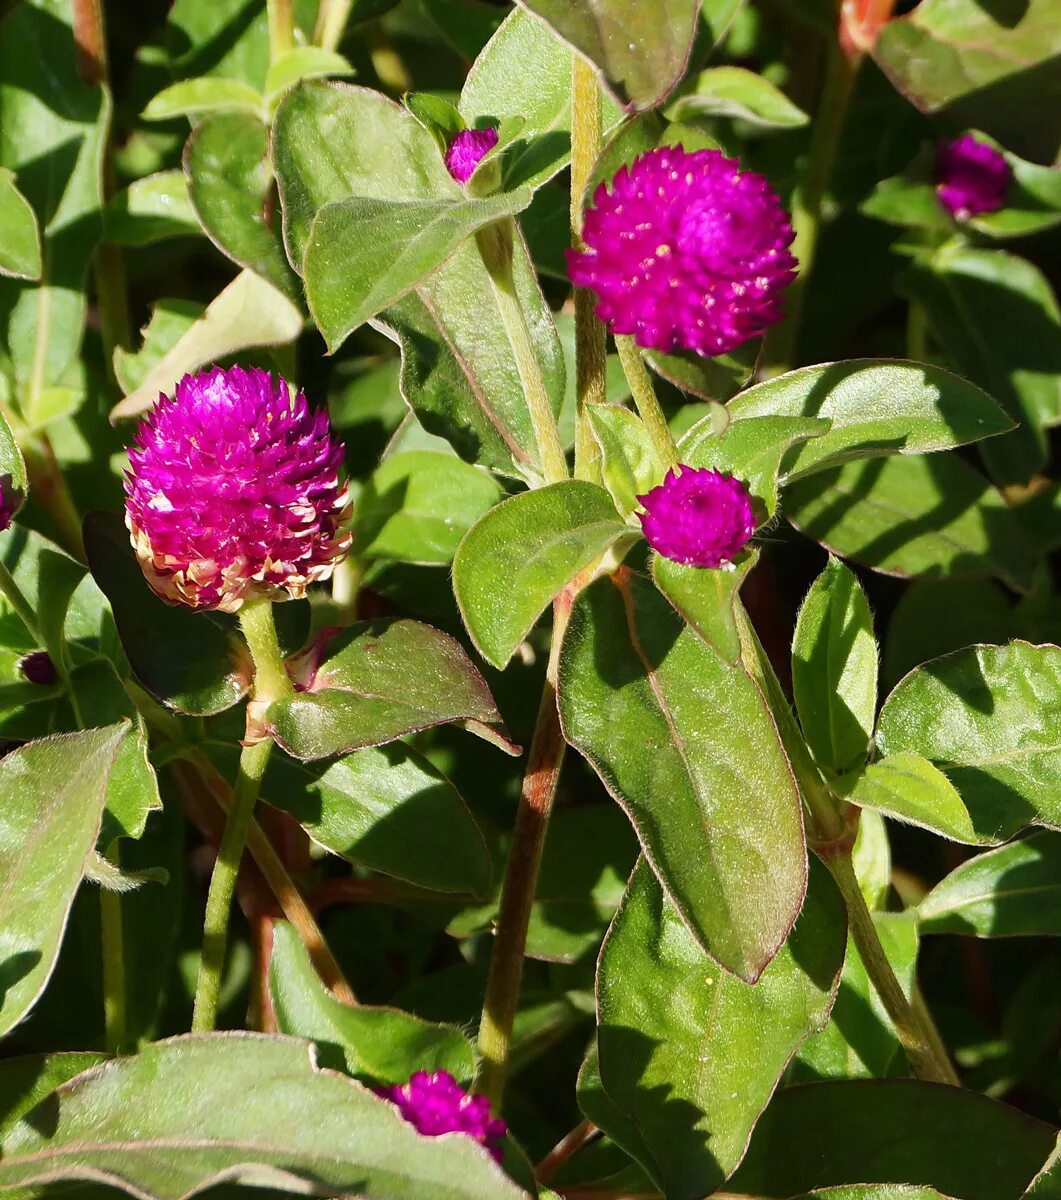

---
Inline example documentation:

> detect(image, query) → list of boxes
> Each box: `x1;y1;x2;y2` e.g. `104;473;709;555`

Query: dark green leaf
0;525;84;677
83;512;249;716
785;453;1034;592
268;618;510;760
264;743;491;896
918;830;1061;937
453;481;630;669
0;725;127;1036
1025;1135;1061;1197
0;1035;529;1198
877;642;1061;843
594;858;845;1200
184;112;300;297
558;571;806;981
792;558;878;774
729;1078;1055;1200
0;170;41;280
269;921;475;1083
726;361;1013;482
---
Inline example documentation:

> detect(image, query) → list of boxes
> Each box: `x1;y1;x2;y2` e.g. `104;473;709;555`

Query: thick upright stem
615;336;679;471
477;592;572;1106
268;0;295;60
571;57;607;483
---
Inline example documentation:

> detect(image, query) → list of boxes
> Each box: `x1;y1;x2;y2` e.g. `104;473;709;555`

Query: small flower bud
445;127;499;184
639;466;756;568
936;134;1011;220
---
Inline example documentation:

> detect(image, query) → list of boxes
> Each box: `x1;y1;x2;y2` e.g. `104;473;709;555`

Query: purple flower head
568;145;797;358
124;366;351;613
382;1071;506;1162
18;650;57;686
639;466;756;568
936;134;1011;220
445;127;499;185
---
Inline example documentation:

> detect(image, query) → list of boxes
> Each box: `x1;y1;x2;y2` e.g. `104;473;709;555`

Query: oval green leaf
0;170;41;280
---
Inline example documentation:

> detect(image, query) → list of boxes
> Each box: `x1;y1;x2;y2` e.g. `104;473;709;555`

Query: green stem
267;0;295;60
766;40;860;373
477;221;569;485
191;600;293;1032
571;57;607;484
477;593;572;1107
100;840;128;1052
20;437;85;561
331;554;363;623
615;336;679;471
313;0;351;50
827;852;960;1085
907;300;929;362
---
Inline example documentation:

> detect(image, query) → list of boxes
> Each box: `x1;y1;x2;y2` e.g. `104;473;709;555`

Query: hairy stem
477;591;572;1106
268;0;295;60
100;840;128;1052
571;57;607;483
477;221;569;485
615;336;679;471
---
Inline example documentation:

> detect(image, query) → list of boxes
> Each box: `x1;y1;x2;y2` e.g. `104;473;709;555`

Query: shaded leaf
670;66;808;128
651;549;756;666
103;171;202;247
143;78;262;121
0;171;41;280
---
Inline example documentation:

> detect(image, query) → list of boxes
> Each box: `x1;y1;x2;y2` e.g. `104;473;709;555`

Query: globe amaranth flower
936;134;1011;220
124;366;351;613
567;145;797;357
639;466;756;568
445;127;499;184
382;1071;506;1162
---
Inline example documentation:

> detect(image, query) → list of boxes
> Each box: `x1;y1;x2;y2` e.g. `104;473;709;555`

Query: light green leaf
918;830;1061;938
558;571;807;981
112;298;205;395
0;725;127;1036
0;1034;529;1197
651;549;756;666
877;642;1061;844
854;808;892;912
0;171;41;280
725;360;1014;481
785;453;1034;593
838;753;979;844
588;405;663;519
110;270;302;421
594;858;845;1200
143;77;263;121
102;716;163;844
792;558;878;774
103;171;202;247
265;47;355;106
670;66;809;128
269;921;475;1082
454;481;630;669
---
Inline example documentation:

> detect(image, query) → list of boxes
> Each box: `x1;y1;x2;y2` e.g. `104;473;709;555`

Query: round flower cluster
382;1071;506;1162
124;366;350;613
568;145;797;357
639;466;756;569
936;134;1011;220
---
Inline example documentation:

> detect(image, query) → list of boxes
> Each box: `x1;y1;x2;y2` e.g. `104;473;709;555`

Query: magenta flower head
445;127;499;184
382;1071;506;1162
124;366;351;613
936;134;1011;220
567;145;797;357
639;466;756;568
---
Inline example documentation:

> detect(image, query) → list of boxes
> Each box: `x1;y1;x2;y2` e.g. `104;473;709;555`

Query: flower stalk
615;336;679;471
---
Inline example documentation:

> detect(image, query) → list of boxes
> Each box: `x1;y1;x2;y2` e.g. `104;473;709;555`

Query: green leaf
184;113;300;298
0;1053;107;1137
670;66;809;128
792;558;878;774
729;1078;1055;1200
588;405;663;519
304;189;532;352
594;858;845;1200
143;78;262;121
558;571;806;981
0;724;127;1036
263;743;491;896
900;246;1061;486
0;1035;529;1198
102;716;163;844
165;0;273;91
0;171;41;280
918;830;1061;937
515;0;701;110
0;0;110;426
873;0;1061;164
651;549;756;666
355;451;502;565
785;453;1034;593
460;10;621;190
877;642;1061;844
0;421;26;527
795;1189;960;1199
794;912;918;1081
454;481;629;669
838;752;980;844
265;47;355;106
103;171;203;247
973;147;1061;240
0;525;84;672
112;298;205;396
268;618;510;760
269;921;475;1082
726;360;1014;481
83;511;249;716
109;271;303;421
1026;1135;1061;1198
